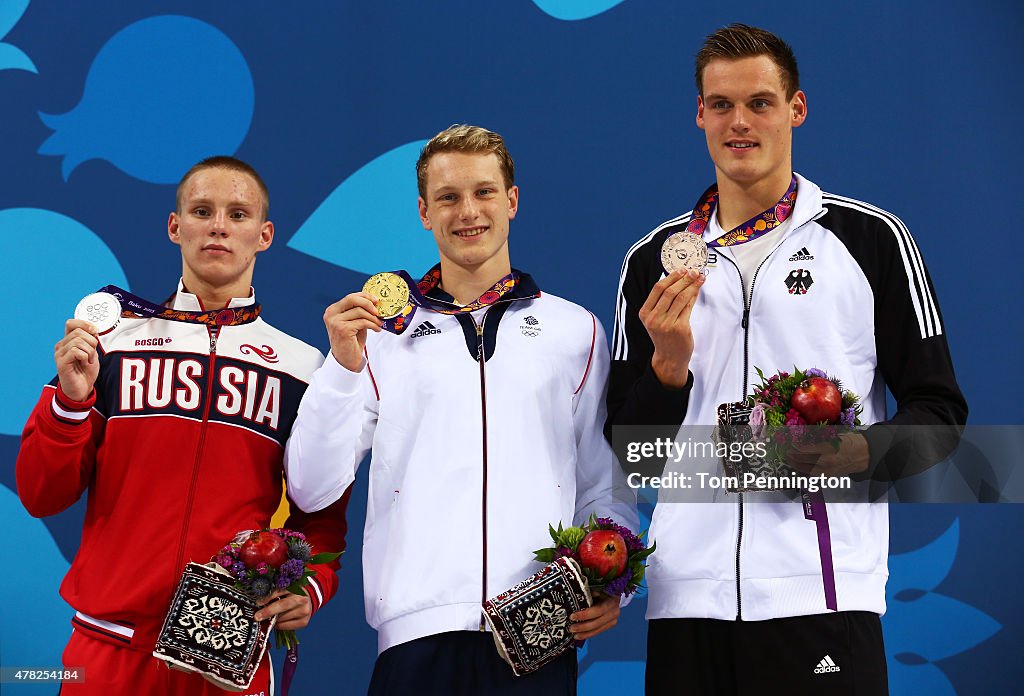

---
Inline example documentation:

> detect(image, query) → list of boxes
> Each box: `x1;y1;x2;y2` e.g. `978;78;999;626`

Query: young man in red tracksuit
16;156;349;695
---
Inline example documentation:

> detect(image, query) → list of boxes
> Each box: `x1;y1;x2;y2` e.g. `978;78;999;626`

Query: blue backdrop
1;1;1021;694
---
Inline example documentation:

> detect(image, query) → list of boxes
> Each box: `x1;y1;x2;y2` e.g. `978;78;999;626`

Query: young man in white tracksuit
607;25;967;695
285;125;638;695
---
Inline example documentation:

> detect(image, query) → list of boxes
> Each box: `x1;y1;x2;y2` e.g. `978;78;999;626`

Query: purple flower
623;532;645;553
840;407;856;427
604;572;631;597
749;403;766;439
806;367;828;379
231;561;247;577
279;558;306;586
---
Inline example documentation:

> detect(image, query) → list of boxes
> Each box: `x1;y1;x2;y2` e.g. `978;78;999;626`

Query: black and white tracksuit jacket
607;173;967;621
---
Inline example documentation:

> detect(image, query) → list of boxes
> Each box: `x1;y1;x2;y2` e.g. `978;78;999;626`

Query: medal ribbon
282;644;298;696
98;285;262;327
802;489;838;611
379;266;520;335
686;175;798;247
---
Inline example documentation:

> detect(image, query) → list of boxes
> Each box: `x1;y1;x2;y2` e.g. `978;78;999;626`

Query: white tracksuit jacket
286;273;639;653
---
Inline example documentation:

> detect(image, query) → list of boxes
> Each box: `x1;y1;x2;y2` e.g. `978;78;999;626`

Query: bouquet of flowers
214;528;342;650
748;366;862;460
532;514;655;598
153;528;340;693
481;515;653;676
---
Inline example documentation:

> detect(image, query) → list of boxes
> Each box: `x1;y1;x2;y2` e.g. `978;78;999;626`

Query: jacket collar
790;172;825;228
171;278;257;311
424;268;541;306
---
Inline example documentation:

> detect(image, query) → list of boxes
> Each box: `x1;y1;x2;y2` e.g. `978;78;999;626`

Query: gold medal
362;272;411;319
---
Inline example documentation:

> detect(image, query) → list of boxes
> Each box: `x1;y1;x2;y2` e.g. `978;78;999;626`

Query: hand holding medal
323;290;385;373
362;272;412;321
359;266;524;336
644;177;799;388
62;285;267;401
55;317;102;402
54;292;120;402
325;267;526;369
322;273;418;373
639;269;705;389
647;220;710;387
320;272;416;372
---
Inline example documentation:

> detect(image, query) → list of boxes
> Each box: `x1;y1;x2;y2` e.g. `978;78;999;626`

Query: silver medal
660;232;709;274
75;292;122;333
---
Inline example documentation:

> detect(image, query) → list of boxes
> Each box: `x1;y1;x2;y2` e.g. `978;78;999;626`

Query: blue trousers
368;630;578;696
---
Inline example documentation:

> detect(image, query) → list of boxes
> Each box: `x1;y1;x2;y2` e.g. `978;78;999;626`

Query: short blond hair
416;124;515;198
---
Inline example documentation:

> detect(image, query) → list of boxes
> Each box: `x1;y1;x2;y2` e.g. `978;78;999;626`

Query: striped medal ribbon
368;266;519;335
75;285;261;332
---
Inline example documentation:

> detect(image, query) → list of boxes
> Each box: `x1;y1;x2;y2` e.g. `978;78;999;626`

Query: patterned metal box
483;557;592;676
153;562;274;691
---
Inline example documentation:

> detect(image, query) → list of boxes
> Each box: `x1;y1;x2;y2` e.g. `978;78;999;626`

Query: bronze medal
661;232;709;274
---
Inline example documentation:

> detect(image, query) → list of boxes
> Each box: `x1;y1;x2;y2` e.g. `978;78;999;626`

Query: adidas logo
409;321;441;338
789;247;814;261
813;655;840;674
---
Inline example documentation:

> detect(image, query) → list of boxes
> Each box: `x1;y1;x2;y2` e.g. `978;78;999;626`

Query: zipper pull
741;308;750;329
209;328;219;354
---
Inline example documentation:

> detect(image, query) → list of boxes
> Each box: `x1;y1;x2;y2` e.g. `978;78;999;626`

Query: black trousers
368;630;578;696
646;612;888;696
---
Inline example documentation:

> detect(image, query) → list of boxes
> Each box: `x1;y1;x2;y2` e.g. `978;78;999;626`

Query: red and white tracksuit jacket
16;282;350;652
